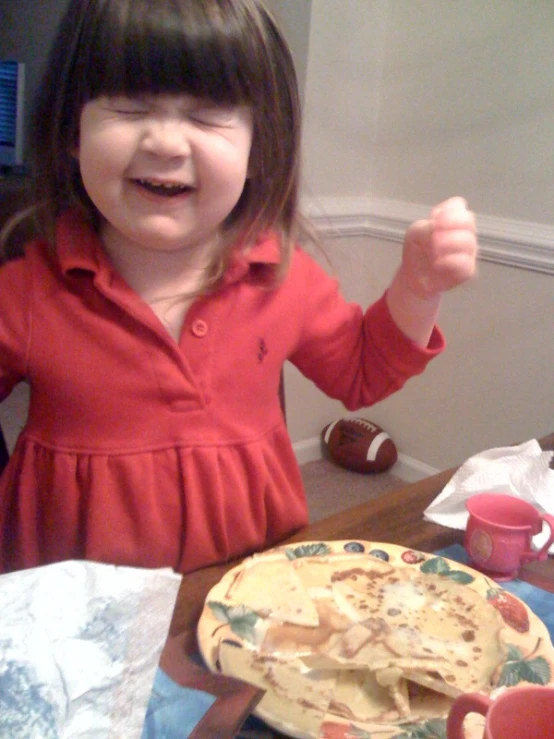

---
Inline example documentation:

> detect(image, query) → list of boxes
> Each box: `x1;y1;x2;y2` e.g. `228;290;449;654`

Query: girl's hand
399;197;478;299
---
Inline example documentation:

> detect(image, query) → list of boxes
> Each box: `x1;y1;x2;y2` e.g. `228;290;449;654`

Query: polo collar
55;209;282;284
56;209;105;276
222;232;282;285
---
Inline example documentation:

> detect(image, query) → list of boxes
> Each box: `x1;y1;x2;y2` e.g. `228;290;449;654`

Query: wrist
392;266;443;304
386;268;442;347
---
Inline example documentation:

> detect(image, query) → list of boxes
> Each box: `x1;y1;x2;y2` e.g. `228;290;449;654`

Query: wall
302;0;554;223
371;1;554;224
266;0;311;101
286;0;554;471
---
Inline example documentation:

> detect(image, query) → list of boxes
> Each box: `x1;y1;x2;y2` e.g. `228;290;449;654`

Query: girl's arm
386;197;477;347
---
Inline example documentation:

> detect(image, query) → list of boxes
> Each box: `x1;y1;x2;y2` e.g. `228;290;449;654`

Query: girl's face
75;94;254;260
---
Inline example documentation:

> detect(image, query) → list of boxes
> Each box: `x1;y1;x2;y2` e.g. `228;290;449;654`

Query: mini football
321;417;398;473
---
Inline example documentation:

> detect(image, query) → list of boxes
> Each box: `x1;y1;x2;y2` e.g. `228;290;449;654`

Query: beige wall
266;0;312;101
302;0;554;223
286;0;554;469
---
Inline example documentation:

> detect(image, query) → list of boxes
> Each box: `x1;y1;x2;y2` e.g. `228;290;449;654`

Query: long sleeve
288;249;444;410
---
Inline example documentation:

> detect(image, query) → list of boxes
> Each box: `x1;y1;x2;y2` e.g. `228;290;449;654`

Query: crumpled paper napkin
424;439;554;552
0;560;182;739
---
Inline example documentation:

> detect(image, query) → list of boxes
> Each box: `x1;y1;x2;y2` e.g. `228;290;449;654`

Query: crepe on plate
212;549;506;735
315;562;506;698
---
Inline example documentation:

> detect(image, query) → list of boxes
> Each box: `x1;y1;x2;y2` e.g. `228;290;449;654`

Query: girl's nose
140;119;192;159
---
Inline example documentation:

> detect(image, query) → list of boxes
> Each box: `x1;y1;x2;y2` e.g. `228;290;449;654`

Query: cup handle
528;513;554;561
446;692;492;739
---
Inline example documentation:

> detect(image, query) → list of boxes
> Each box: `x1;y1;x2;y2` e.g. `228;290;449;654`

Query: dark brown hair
3;0;307;281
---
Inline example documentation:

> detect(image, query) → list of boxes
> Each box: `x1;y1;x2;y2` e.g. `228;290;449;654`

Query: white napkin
0;560;182;739
424;439;554;552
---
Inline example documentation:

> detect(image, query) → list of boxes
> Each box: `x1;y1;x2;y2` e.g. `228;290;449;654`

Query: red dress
0;210;444;573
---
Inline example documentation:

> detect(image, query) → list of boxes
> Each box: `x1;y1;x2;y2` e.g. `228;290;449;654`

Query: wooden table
169;432;554;641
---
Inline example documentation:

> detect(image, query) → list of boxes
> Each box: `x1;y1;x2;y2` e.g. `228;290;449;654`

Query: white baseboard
391;453;440;483
293;436;439;482
293;436;325;466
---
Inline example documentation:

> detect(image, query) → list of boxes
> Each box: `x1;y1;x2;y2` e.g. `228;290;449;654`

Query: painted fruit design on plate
401;550;426;565
343;541;365;553
486;583;530;633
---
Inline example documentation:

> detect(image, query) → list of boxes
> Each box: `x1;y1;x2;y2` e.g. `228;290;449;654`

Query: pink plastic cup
446;686;554;738
464;492;554;581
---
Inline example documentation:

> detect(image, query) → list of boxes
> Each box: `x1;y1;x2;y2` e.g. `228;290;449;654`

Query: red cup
446;686;554;738
464;492;554;581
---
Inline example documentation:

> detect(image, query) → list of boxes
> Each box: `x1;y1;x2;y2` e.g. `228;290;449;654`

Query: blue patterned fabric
141;668;216;739
436;543;554;642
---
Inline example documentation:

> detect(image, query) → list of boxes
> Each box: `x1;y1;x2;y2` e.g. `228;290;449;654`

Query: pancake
292;551;395;596
224;551;319;627
260;597;352;656
324;565;506;697
218;639;336;737
208;547;508;736
328;668;409;723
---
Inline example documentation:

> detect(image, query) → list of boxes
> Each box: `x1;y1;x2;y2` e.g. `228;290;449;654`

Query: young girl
0;0;477;575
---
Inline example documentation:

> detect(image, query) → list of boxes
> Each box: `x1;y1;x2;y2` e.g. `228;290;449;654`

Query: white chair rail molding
304;196;554;276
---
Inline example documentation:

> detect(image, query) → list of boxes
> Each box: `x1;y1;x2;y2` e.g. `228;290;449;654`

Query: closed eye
115;108;148;116
187;105;238;128
103;96;150;116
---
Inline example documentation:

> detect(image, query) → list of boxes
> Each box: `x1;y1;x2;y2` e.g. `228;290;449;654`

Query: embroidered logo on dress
258;338;268;363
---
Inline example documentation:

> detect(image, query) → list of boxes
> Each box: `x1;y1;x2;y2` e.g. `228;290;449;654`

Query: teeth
137;178;188;188
135;178;191;196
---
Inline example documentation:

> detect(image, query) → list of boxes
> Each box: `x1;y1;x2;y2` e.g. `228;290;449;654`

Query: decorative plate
197;541;554;739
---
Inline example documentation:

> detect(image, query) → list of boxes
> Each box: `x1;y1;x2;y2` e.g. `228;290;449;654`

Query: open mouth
133;178;193;197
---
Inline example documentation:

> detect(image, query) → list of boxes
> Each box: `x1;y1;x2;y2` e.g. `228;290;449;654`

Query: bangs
82;0;260;104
